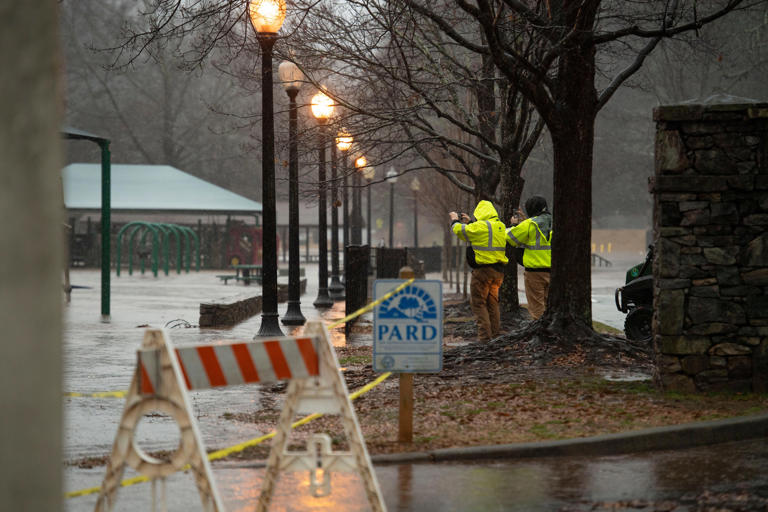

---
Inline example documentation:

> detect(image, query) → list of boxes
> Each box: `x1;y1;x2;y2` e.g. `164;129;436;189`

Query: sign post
373;270;443;443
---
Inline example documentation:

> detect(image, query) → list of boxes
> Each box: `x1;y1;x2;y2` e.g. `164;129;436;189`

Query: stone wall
198;279;306;327
199;294;263;328
651;100;768;393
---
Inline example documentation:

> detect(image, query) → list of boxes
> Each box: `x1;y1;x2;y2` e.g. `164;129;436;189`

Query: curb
370;413;768;464
216;413;768;469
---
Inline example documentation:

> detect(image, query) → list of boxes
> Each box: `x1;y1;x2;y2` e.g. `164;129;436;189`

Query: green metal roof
62;163;262;213
61;126;110;143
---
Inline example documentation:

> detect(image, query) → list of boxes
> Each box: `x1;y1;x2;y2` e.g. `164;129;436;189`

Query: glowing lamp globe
336;131;353;152
248;0;287;34
278;61;303;92
310;91;334;122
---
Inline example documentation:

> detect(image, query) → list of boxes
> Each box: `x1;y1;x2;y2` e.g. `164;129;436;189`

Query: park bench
218;267;305;285
216;274;239;285
217;274;261;285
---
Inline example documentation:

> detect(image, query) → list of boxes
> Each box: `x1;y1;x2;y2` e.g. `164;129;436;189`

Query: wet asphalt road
63;261;768;511
66;438;768;511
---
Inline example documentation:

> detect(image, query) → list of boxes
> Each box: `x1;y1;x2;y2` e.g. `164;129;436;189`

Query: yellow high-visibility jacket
506;213;552;270
451;200;508;267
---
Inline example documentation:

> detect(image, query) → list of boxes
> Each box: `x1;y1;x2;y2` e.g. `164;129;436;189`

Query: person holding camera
506;195;552;320
449;200;508;342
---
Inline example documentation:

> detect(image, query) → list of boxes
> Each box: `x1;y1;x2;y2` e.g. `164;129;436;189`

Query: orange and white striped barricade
94;321;386;512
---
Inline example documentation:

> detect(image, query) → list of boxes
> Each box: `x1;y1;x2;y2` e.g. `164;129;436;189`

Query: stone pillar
650;98;768;393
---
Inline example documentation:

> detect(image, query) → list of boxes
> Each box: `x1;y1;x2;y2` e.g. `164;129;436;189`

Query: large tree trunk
542;42;598;332
499;171;524;315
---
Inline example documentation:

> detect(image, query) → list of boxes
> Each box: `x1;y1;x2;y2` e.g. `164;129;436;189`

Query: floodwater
63;261;655;511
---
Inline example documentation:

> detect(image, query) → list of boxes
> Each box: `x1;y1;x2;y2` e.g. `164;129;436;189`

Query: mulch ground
220;298;767;462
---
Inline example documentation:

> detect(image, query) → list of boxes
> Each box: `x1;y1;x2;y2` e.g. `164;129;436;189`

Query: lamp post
410;177;420;248
278;60;305;326
337;132;351;255
249;0;286;337
337;132;354;246
386;167;398;247
311;91;334;309
353;155;366;245
363;165;375;246
329;137;344;300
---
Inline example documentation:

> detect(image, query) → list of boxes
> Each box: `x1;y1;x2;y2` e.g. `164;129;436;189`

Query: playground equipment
116;221;200;277
225;221;272;267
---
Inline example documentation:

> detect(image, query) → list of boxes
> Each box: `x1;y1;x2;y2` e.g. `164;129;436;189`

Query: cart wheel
624;307;653;343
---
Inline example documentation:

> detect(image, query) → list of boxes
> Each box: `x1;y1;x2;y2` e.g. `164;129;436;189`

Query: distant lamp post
386;167;398;247
352;153;366;245
337;132;354;250
363;164;375;246
329;130;344;300
410;177;420;248
249;0;287;337
278;60;305;326
311;91;334;309
337;133;351;259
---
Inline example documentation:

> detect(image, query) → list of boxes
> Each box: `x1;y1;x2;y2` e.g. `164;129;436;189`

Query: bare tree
279;0;545;314
95;0;755;344
403;0;755;343
61;0;257;195
639;4;768;104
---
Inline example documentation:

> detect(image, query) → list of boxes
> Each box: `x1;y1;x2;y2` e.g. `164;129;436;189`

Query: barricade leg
256;379;306;512
311;321;386;512
256;321;386;512
94;329;224;512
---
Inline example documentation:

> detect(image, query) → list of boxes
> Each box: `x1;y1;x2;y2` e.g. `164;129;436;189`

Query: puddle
601;371;652;382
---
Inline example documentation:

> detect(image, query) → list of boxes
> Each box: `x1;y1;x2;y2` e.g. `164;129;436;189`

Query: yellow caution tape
328;277;414;329
63;390;127;399
65;371;391;499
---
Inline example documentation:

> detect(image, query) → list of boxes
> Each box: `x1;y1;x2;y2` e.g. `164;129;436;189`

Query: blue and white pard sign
373;279;443;373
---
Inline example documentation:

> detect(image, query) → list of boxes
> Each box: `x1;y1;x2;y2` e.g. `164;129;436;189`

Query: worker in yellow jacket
449;200;508;341
506;196;552;320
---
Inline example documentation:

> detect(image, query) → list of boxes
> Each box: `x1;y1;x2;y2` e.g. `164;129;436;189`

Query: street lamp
337;132;352;256
249;0;287;337
352;154;366;245
278;60;305;326
410;177;420;248
311;91;334;309
329;131;344;300
336;130;360;247
386;167;398;247
363;164;375;246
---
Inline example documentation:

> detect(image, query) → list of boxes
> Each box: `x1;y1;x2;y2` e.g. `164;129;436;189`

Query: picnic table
217;264;262;285
217;265;306;285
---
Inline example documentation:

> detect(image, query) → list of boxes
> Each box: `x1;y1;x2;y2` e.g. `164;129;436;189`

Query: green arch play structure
116;222;200;277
